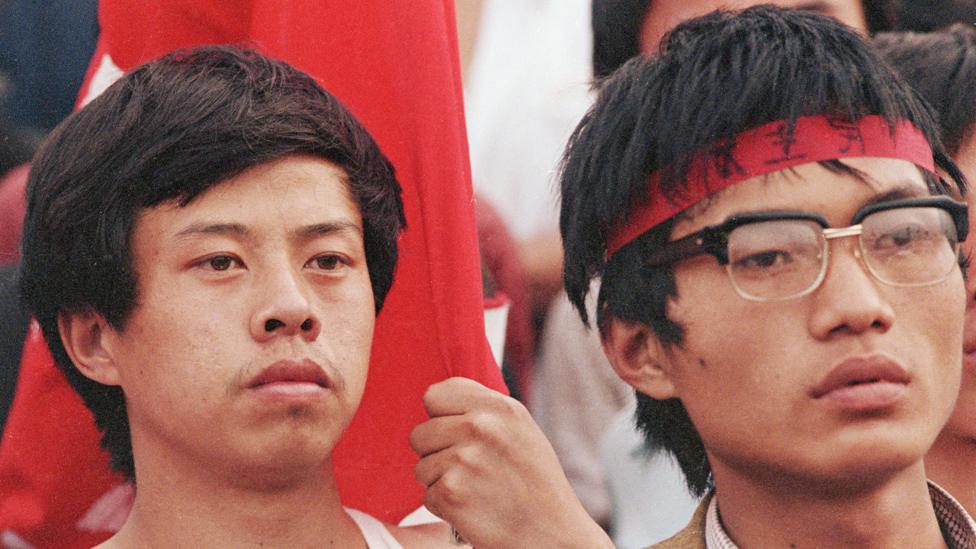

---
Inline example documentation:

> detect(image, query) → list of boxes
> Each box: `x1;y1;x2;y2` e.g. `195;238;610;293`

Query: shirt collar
704;481;976;549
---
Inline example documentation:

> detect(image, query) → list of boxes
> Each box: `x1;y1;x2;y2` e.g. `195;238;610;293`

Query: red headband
604;115;935;257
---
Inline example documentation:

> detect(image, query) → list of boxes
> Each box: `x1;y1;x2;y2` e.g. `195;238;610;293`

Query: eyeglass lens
724;207;960;301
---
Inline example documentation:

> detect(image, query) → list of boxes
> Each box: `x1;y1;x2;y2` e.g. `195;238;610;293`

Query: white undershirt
346;508;404;549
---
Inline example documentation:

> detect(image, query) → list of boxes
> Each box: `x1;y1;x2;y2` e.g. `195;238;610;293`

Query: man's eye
311;255;344;270
871;225;929;249
734;250;793;270
205;255;238;271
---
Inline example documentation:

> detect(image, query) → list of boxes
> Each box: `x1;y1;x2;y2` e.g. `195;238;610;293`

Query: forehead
135;155;363;244
639;0;867;52
672;157;930;237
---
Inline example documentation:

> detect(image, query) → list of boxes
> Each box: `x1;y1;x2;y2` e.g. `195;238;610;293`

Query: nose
250;267;321;343
808;239;895;339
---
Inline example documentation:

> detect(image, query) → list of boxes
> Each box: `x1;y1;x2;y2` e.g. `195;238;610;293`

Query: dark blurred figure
895;0;976;31
0;0;99;143
0;0;98;266
476;197;534;402
592;0;898;81
0;0;98;438
0;264;26;434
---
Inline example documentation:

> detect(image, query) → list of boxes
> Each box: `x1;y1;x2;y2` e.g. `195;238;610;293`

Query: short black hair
20;46;406;481
591;0;898;81
875;24;976;155
561;6;960;496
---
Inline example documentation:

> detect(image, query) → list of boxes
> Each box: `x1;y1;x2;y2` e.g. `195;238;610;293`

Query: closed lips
247;359;332;389
810;356;910;399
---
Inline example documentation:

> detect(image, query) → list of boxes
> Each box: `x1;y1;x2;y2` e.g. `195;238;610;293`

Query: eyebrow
291;221;363;240
858;182;930;209
174;222;252;241
173;221;363;242
719;182;931;219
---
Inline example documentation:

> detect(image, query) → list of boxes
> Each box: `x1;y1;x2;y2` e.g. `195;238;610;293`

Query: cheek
319;280;375;399
917;277;966;351
117;281;232;381
899;279;966;422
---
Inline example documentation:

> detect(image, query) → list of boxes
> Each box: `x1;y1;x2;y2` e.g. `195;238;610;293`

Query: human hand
410;377;614;549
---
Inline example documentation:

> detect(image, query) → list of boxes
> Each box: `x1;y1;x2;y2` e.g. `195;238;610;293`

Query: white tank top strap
345;507;405;549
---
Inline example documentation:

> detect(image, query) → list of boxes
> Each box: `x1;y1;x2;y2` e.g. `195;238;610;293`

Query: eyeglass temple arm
644;228;727;267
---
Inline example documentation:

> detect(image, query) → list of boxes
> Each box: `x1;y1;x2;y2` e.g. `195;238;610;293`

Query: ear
57;309;122;386
601;316;676;400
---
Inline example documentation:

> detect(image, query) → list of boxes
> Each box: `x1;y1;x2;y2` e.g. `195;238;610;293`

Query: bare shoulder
391;521;470;549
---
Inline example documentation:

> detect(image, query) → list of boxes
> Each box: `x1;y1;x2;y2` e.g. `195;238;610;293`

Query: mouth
246;359;332;397
810;354;910;411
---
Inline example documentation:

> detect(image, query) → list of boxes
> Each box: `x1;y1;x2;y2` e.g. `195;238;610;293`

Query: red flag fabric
0;2;506;546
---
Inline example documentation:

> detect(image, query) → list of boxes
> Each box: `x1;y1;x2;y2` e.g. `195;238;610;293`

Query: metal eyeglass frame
643;196;969;301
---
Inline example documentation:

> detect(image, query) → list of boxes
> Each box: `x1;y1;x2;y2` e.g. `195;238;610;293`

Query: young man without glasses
20;45;463;549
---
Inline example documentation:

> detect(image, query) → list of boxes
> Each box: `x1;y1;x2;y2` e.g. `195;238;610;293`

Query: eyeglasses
645;196;969;302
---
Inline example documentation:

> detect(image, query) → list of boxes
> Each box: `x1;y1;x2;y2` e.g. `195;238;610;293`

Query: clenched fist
410;377;614;549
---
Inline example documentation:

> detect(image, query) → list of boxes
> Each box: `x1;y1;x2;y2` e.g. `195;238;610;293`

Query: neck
109;448;362;548
927;430;976;518
710;459;947;549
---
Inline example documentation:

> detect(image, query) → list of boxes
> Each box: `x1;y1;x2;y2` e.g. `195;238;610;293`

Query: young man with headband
19;46;462;548
414;7;976;548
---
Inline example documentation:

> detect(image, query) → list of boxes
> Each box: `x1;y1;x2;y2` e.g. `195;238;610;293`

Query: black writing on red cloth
709;137;746;180
763;121;808;166
826;116;866;154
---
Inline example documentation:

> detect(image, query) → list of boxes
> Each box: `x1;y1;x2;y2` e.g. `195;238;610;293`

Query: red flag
0;2;505;545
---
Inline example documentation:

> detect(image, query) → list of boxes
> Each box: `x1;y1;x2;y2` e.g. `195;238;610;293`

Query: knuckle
438;472;466;507
497;394;526;418
454;444;480;471
465;411;499;441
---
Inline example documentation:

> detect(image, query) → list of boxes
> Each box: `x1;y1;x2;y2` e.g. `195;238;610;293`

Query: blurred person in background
459;0;594;318
893;0;975;31
0;0;98;144
876;22;976;517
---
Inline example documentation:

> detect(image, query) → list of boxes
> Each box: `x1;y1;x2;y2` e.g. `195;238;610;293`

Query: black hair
20;46;406;481
895;0;976;32
591;0;897;81
875;24;976;155
561;6;961;496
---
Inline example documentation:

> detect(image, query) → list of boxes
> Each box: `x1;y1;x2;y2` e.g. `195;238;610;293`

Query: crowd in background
1;1;976;548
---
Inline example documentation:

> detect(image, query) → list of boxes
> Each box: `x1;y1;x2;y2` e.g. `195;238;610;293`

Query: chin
241;428;339;468
229;447;336;491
